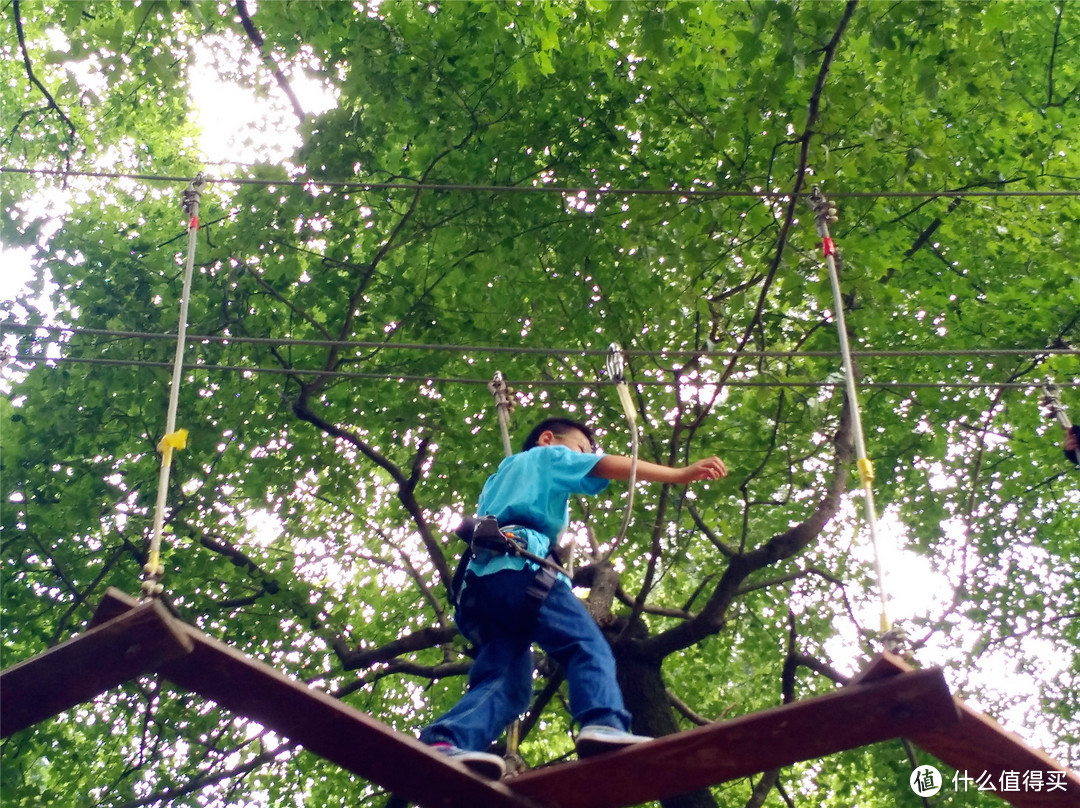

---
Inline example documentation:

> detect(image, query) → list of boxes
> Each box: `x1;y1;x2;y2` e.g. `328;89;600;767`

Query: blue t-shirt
469;444;609;578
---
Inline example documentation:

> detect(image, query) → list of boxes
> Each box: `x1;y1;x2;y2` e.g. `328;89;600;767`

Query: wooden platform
507;665;958;808
90;588;539;808
2;588;1076;807
1;598;193;736
854;653;1080;808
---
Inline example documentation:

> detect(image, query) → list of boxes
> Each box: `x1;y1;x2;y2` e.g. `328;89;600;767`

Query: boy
420;417;727;778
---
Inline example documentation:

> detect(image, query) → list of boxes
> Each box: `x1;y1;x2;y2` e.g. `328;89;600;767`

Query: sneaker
575;724;653;758
429;742;506;779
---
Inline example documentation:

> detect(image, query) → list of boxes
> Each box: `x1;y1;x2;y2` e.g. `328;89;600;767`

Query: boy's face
540;428;594;454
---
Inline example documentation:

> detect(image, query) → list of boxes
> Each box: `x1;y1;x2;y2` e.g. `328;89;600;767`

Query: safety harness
449;515;569;607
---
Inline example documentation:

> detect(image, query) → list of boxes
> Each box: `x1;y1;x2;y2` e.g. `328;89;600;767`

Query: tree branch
243;260;335;340
735;565;847;596
290;389;452;595
641;390;855;660
233;0;307;122
334;624;460;670
615;584;692;620
666;689;713;727
904;196;964;258
13;0;78;163
718;0;859;389
1047;1;1064;107
110;742;295;808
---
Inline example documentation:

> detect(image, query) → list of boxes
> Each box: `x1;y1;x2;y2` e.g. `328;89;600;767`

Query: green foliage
2;2;1078;807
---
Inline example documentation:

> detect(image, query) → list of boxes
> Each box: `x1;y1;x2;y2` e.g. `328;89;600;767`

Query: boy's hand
679;456;727;483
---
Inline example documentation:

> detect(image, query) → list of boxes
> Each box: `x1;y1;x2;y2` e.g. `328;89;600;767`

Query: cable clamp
1041;380;1072;429
182;172;206;229
487;371;514;414
142;561;166;577
807;186;839;234
879;621;909;653
605;343;626;383
606;344;636;424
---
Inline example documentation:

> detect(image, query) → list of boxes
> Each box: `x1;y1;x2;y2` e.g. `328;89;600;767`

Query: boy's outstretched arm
590;454;727;485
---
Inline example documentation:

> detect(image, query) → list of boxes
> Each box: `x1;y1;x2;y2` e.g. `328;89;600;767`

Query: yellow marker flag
157;428;189;454
857;457;875;486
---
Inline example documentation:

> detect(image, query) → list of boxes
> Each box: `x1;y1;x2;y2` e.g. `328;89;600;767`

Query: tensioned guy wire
3;166;1079;199
5;324;1078;362
9;353;1077;391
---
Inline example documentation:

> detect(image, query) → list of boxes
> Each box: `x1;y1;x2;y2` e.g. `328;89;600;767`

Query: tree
2;2;1077;807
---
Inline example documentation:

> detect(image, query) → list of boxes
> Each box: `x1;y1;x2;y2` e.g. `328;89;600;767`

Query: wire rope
3;166;1079;199
5;323;1077;362
7;353;1077;391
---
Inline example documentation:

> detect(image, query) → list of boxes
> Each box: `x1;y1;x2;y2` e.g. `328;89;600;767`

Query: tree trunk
612;617;718;808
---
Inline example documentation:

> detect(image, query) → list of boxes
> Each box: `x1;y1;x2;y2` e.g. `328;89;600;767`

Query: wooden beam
1;599;193;738
854;653;1080;807
508;664;959;808
97;589;539;808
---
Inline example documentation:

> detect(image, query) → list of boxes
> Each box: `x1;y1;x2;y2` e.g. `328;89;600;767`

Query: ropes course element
142;173;204;599
3;170;1079;807
1041;381;1073;431
603;344;638;560
5;588;1078;808
4;165;1080;199
7;352;1078;391
485;371;526;769
808;187;894;646
5;323;1078;362
488;372;514;458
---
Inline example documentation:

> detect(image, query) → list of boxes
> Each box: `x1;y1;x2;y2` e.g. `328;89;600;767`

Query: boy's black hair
521;417;598;452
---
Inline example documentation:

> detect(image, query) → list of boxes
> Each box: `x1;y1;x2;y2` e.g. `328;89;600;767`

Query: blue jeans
420;568;631;751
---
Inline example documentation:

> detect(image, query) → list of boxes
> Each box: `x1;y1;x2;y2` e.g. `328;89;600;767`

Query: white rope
488;371;514;459
143;173;204;598
602;344;638;562
809;187;893;644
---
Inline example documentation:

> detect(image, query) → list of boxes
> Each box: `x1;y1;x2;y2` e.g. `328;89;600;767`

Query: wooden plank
857;653;1080;807
845;650;916;686
97;589;539;808
508;666;960;808
1;599;193;738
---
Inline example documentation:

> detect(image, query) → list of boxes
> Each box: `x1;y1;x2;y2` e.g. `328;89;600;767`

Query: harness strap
522;566;559;622
449;516;568;606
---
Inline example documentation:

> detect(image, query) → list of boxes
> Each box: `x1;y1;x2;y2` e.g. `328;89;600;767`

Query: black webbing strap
449;516;570;604
523;566;559;621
